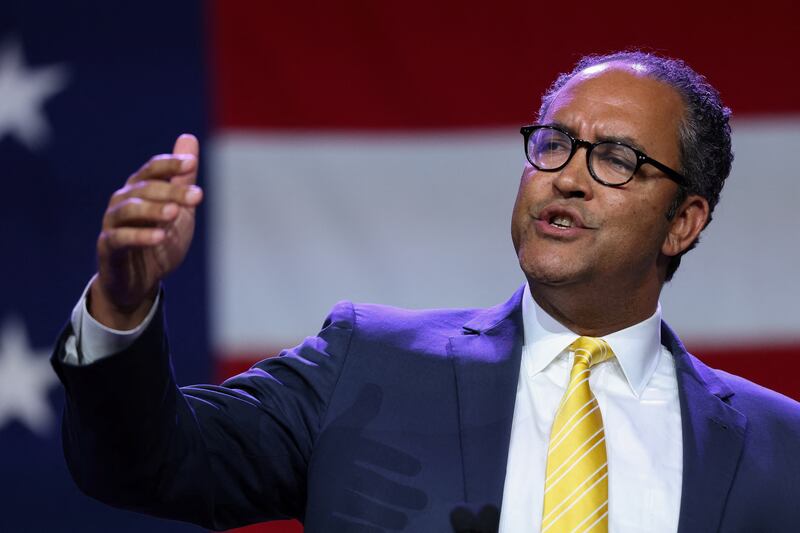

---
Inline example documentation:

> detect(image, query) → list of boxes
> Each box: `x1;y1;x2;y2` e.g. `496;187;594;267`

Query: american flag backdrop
1;1;799;532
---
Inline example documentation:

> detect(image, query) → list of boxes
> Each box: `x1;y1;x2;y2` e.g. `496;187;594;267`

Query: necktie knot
568;336;615;370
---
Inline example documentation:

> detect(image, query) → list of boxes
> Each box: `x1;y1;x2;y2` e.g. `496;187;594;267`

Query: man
52;51;800;532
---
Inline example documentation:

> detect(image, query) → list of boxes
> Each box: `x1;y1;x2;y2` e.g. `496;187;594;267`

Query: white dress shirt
65;282;682;531
498;284;682;532
62;277;160;365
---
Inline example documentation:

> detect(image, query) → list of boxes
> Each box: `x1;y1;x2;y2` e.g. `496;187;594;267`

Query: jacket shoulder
342;301;481;352
712;366;800;421
686;355;800;440
664;322;800;426
350;301;480;332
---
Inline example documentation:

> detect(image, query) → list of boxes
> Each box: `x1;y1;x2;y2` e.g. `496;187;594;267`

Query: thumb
172;133;200;185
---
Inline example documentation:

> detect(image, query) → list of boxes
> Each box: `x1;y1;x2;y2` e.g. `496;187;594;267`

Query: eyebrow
545;121;650;154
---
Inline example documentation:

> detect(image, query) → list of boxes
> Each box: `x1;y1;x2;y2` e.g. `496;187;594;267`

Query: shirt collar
521;283;663;398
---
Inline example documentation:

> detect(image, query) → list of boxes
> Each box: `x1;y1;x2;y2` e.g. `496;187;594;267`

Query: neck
528;274;662;337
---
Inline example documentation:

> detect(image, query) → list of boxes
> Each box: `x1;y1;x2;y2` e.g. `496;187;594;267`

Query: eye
594;143;637;173
605;155;636;172
532;130;571;154
543;139;571;153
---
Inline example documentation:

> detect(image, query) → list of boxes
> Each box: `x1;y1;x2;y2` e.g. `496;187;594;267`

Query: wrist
88;278;158;330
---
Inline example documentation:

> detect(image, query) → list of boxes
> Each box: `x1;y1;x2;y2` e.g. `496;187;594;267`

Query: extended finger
99;227;166;250
127;154;197;185
103;197;180;230
171;133;200;186
110;181;202;208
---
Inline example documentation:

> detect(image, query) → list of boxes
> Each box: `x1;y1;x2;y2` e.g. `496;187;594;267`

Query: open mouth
549;214;575;229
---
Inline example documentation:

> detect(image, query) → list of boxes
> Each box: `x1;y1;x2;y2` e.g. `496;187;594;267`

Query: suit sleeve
50;298;356;531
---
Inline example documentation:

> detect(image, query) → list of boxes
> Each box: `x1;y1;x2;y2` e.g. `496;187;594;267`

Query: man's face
511;64;686;292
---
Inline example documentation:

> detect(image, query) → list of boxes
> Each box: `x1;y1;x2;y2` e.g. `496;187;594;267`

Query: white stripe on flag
661;118;800;343
208;118;800;355
208;130;523;352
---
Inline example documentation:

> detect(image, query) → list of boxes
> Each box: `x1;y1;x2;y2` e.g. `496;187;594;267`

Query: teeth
551;215;574;228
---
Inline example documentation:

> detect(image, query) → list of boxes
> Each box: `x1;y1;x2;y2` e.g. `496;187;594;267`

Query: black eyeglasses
520;125;687;187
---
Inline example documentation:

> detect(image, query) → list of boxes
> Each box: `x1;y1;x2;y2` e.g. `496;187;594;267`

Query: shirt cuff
62;275;161;365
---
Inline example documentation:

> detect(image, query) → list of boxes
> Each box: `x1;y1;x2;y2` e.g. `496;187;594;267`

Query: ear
662;194;710;257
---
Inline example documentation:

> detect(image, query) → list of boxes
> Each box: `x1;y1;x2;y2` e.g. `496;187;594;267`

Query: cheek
511;169;536;248
600;191;669;248
616;197;671;253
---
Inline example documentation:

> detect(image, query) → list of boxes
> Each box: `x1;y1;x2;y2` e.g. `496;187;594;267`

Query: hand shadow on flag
313;383;428;532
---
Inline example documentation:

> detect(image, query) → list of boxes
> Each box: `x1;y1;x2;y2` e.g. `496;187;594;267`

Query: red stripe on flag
223;520;302;533
214;350;283;384
690;343;800;401
210;0;800;129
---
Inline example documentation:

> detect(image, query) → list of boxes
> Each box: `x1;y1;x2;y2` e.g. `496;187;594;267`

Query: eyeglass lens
528;127;638;185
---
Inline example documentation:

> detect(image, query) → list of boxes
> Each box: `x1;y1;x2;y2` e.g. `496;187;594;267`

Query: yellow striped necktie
541;336;615;533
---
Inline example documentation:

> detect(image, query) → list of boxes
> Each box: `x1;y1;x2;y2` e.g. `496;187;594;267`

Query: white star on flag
0;317;59;436
0;37;69;151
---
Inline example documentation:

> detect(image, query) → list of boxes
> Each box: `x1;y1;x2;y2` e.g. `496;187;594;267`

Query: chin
517;248;581;287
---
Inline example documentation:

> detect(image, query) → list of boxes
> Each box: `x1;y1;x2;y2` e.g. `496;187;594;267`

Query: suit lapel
446;293;747;530
663;323;747;533
448;286;525;509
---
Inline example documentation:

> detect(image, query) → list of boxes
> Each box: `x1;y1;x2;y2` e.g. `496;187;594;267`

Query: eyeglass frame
519;124;688;188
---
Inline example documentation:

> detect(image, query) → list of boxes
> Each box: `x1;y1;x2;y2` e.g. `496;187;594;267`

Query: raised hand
89;134;203;329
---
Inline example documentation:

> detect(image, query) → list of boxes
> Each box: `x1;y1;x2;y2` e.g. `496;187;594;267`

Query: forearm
51;300;356;529
53;303;190;509
87;276;159;331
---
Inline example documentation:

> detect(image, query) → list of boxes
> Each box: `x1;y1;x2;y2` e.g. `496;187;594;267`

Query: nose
552;146;594;200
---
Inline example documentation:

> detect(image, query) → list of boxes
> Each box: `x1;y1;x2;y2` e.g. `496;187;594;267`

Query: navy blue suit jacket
52;286;800;532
